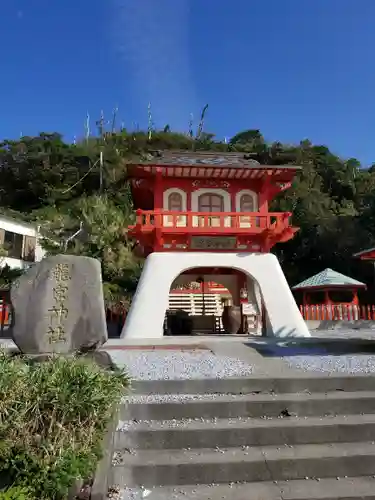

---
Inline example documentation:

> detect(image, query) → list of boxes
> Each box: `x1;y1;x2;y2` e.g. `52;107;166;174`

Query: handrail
131;210;292;231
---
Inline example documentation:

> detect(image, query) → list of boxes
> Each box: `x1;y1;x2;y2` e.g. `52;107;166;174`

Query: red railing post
135;209;142;228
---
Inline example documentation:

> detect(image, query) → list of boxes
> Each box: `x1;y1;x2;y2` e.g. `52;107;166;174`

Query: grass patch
0;352;129;499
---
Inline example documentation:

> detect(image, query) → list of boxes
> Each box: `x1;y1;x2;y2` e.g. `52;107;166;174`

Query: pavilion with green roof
292;268;366;309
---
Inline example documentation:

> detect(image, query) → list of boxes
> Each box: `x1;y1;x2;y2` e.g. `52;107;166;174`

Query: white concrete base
121;252;310;340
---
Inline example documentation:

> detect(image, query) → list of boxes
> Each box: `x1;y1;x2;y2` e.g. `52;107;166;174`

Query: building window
197;193;224;227
240;194;255;212
198;193;224;212
168;192;183;211
3;231;24;259
165;191;186;227
0;231;36;261
23;235;36;261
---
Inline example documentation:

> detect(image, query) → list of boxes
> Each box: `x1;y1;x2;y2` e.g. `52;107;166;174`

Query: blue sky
2;0;375;165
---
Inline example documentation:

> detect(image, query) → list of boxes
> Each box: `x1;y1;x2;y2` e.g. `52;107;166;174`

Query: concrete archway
121;252;310;340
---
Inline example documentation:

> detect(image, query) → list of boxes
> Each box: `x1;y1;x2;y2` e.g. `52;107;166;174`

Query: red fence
0;292;11;336
300;304;375;321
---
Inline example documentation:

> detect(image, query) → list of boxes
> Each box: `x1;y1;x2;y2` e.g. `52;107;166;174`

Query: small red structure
128;151;300;255
353;247;375;261
293;268;367;320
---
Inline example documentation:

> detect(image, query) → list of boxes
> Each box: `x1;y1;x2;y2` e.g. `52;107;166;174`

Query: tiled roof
292;268;366;290
139;150;301;169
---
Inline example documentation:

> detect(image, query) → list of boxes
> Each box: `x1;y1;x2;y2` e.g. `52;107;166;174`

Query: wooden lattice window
198;193;224;212
240;194;255;212
168;192;183;211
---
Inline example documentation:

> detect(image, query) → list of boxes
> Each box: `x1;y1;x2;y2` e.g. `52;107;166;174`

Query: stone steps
112;375;375;499
131;374;375;395
122;391;375;420
131;477;375;500
113;441;375;486
116;414;375;449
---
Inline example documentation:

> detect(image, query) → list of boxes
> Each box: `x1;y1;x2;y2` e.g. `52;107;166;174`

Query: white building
0;214;46;269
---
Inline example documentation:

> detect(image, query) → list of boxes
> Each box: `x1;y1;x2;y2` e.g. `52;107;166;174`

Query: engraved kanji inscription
53;283;68;304
47;325;66;343
48;305;69;322
53;263;71;282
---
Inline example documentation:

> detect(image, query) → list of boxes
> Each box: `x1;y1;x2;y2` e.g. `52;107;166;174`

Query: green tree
34;194;142;307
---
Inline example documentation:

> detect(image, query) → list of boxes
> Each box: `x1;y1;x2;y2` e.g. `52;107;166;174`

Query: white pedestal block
121;252;310;340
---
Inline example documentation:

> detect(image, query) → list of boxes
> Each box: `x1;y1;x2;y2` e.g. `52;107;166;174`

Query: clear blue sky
2;0;375;165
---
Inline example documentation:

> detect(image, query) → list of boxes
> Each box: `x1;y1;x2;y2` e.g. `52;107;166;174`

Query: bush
0;352;129;499
0;486;32;500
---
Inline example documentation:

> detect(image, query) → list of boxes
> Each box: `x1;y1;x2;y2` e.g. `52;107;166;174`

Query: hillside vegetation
1;127;375;304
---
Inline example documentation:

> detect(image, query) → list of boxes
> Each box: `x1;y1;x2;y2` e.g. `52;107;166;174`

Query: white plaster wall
121;252;310;339
0;217;37;237
1;257;27;270
246;278;262;334
34;234;46;262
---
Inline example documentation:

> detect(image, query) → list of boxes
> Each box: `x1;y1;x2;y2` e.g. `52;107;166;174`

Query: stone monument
10;255;108;354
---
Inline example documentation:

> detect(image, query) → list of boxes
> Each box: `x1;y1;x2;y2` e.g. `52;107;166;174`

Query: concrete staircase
112;375;375;499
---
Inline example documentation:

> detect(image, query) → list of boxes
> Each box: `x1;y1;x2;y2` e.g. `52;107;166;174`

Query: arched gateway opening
121;252;309;339
166;267;262;336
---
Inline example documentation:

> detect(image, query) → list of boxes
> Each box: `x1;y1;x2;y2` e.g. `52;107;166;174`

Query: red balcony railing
300;304;375;321
131;210;292;232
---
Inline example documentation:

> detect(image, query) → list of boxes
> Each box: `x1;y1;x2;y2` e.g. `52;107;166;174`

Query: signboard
191;236;237;250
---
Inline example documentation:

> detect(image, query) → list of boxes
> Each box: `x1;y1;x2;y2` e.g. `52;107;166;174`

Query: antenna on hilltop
111;106;118;134
96;110;105;139
188;113;194;138
84;113;90;143
147;102;154;140
196;104;208;140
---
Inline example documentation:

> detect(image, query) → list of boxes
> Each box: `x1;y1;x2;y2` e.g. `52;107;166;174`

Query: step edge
123;477;375;500
112;441;375;467
116;413;375;433
122;390;375;406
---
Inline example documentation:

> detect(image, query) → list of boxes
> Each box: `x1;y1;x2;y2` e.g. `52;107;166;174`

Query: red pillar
154;168;163;251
